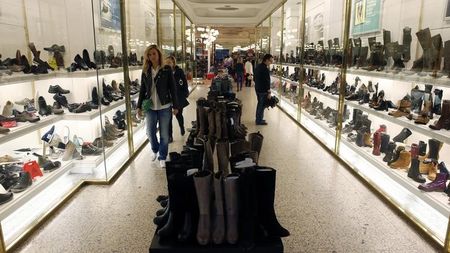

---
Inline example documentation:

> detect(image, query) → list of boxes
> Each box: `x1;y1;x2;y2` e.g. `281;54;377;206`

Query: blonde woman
137;45;179;168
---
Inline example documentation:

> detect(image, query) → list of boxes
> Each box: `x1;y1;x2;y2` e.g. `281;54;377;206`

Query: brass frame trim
268;16;272;56
173;2;177;59
297;0;306;122
255;0;287;27
156;0;162;47
172;1;193;24
275;104;443;251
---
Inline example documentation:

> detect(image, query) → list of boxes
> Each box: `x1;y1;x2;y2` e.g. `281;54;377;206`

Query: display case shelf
345;100;450;145
72;122;145;169
0;66;142;86
270;75;300;86
340;137;450;218
302;85;340;102
302;64;450;89
0;115;60;146
0;160;74;220
63;93;139;121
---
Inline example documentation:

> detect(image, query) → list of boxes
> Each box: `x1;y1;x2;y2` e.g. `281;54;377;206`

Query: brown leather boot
388;95;411;118
415;100;432;124
363;132;373;147
430;100;450;130
427;162;438;181
389;150;411;169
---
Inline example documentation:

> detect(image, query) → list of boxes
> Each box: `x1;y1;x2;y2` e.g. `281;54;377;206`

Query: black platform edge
149;233;284;253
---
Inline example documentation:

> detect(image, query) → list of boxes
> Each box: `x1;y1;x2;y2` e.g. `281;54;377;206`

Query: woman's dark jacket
137;65;179;110
173;65;190;108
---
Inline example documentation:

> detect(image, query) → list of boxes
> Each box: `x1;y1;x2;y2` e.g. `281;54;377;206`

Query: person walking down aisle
235;57;245;92
166;56;190;142
254;54;273;125
136;45;179;168
244;58;253;87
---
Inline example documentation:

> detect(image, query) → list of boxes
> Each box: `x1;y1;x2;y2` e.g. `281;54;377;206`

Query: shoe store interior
0;0;450;252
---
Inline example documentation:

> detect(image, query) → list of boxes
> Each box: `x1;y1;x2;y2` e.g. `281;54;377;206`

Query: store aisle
14;85;439;253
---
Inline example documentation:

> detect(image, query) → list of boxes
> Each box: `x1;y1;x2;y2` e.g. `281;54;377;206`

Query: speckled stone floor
13;85;440;253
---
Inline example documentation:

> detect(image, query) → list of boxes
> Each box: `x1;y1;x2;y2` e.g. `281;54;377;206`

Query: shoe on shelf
53;94;69;107
92;137;114;148
10;171;32;193
52;102;64;115
0;126;10;134
81;143;103;156
74;54;89;70
38;96;52;116
2;101;14;117
0;188;13;205
73;103;92;113
48;85;70;94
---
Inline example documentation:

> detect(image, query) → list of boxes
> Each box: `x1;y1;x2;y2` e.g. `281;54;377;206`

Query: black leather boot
408;144;426;183
392;128;412;143
380;134;390;153
433;89;443;115
38;96;51;116
418;141;427;156
383;142;397;163
403;27;412;62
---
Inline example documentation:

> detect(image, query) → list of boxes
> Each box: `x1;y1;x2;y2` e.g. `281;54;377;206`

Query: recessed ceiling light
215;5;239;11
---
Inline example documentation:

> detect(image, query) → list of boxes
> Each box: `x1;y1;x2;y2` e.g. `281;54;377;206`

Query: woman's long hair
143;45;163;75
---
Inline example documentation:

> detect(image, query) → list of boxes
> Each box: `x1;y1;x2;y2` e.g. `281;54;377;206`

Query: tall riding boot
408;144;426;183
430;34;443;72
212;173;225;244
220;104;229;140
202;139;214;171
403;27;412;62
255;167;290;237
193;170;212;245
207;108;216;138
216;140;230;175
411;28;433;71
429;100;450;130
443;40;450;77
372;132;381;156
380;134;390;154
177;172;198;242
197;107;207;137
433;89;443;115
248;132;264;162
214;107;222;140
224;173;240;244
158;173;188;238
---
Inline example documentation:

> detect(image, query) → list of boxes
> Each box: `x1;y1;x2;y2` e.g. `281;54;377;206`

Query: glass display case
0;0;193;251
259;0;450;248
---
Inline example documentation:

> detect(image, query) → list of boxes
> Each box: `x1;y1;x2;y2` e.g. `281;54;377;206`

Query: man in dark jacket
254;54;273;125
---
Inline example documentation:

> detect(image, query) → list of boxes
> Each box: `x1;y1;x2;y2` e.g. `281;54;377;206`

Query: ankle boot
224;173;240;244
427;162;438;181
380;134;390;153
392;128;412;143
248;132;263;162
407;144;426;183
418;173;448;192
430;100;450;130
363;131;373;148
38;96;51;116
193;170;212;245
424;138;443;163
415;100;432;124
389;150;411;169
372;132;381;156
212;173;225;244
255;167;290;237
418;141;427;156
383;142;397;163
389;95;411;118
388;146;405;165
216;140;230;175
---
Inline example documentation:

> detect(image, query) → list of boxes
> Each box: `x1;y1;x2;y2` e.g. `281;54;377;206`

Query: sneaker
151;152;158;161
159;160;166;168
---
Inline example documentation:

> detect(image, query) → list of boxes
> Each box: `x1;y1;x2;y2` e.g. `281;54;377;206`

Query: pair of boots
230;132;264;165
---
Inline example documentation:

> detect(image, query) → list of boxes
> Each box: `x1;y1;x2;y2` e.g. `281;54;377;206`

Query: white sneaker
151;152;158;161
159;160;166;168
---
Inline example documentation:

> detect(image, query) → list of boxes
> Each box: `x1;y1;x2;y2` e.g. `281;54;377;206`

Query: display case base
149;233;283;253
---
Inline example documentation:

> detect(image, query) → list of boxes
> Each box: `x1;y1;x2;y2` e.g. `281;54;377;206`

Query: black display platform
149;233;283;253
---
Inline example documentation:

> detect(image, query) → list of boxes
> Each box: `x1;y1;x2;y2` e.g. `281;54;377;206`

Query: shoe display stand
149;233;283;253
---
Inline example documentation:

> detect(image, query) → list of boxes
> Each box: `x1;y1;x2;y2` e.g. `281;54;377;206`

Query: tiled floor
13;85;440;253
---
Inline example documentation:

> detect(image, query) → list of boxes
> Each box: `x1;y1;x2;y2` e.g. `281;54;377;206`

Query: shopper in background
136;45;179;168
244;58;253;87
165;56;190;142
254;54;273;125
235;57;245;92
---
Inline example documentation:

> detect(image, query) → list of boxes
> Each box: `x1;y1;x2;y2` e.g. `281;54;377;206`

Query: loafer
48;85;70;94
73;103;92;113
